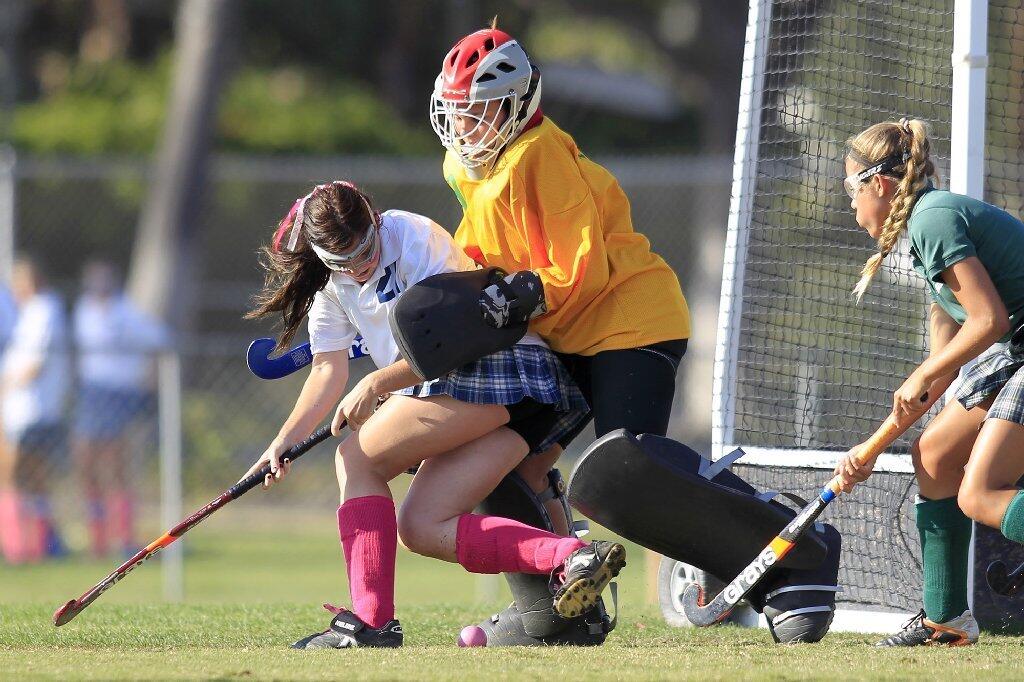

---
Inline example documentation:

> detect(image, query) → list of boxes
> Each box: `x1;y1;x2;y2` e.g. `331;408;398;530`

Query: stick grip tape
228;425;333;498
825;392;927;495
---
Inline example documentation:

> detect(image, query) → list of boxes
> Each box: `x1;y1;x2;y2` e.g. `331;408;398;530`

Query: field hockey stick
53;424;335;626
681;396;926;626
247;336;369;380
986;560;1024;597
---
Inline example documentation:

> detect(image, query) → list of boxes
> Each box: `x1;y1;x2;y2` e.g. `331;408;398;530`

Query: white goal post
705;0;1017;633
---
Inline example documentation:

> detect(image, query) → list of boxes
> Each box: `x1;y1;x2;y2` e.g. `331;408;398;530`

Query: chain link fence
1;153;730;574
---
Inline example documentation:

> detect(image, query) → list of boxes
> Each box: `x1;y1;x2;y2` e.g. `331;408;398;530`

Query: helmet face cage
430;91;522;169
430;35;539;170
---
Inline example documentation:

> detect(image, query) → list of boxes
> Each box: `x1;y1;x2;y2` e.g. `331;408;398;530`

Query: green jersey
907;187;1024;341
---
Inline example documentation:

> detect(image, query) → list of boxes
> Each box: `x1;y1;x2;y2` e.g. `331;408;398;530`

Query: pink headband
283;180;363;252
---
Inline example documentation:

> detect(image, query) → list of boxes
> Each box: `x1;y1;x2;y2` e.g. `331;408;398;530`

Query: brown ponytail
848;118;936;301
246;182;378;350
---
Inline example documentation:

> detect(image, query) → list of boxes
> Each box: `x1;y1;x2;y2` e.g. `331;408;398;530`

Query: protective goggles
282;181;381;274
309;220;380;275
843;151;910;199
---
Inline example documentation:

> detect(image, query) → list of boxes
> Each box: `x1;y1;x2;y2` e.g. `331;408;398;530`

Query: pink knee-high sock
107;491;135;551
87;498;108;557
338;496;397;629
455;513;586;575
0;491;26;563
22;495;48;562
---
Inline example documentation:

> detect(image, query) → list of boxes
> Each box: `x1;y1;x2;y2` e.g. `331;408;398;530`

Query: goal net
714;0;1023;624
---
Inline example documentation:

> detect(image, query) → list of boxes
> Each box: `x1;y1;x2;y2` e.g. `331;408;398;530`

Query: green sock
1000;490;1024;543
917;496;972;623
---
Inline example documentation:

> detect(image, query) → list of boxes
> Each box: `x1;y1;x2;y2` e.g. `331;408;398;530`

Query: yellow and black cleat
553;541;626;619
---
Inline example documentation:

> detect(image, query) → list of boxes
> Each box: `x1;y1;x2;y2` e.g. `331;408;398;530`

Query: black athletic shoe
875;609;978;647
291;606;403;650
552;541;626;619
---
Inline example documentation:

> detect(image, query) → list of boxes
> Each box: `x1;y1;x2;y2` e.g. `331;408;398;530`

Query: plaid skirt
954;343;1024;424
393;344;590;453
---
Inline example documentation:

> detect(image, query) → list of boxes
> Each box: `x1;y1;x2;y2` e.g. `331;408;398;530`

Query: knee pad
478;468;591;640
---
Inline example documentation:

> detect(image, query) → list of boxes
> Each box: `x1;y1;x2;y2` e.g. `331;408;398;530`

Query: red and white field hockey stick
681;397;925;626
52;425;334;626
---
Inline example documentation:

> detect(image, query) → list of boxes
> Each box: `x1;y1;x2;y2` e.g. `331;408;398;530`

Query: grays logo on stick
723;547;778;606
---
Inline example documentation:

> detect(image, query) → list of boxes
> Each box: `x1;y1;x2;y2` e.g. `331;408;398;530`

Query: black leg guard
477;469;612;644
568;431;828;579
569;430;842;642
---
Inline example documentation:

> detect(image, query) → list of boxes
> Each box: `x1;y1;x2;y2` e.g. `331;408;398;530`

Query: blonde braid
850;118;936;301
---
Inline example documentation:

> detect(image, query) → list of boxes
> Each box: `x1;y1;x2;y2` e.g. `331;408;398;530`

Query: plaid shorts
393;344;589;454
954;344;1024;424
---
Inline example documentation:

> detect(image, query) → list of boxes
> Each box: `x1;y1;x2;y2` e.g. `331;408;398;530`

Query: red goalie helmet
430;28;542;171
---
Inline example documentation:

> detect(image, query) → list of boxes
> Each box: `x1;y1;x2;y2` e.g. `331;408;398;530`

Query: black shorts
556;338;687;447
505;398;561;454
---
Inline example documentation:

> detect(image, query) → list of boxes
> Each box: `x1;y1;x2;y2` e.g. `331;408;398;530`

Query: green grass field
3;511;1024;680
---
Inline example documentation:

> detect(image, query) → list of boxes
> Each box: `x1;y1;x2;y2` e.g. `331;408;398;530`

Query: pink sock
107;492;135;551
0;491;25;563
455;513;586;575
87;498;108;557
24;495;48;562
338;496;397;628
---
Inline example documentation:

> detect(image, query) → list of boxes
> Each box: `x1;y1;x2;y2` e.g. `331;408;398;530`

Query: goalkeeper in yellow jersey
427;21;690;645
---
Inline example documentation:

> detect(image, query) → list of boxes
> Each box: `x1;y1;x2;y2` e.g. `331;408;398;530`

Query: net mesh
718;0;1023;612
4;153;731;567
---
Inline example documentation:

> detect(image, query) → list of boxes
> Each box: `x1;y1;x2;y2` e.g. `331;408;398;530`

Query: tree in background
6;0;746;157
3;0;747;447
127;0;235;332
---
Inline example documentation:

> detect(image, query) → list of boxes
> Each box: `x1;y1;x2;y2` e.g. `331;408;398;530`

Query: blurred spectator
0;282;15;348
72;259;167;557
0;256;70;564
0;281;15;559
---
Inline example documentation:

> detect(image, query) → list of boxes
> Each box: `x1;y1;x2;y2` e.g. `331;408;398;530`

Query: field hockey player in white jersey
242;180;624;650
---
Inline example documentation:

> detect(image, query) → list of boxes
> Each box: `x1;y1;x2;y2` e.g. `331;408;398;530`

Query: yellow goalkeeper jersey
444;117;690;355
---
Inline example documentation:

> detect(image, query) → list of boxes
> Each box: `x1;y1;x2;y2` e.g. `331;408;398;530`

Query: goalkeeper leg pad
567;430;829;581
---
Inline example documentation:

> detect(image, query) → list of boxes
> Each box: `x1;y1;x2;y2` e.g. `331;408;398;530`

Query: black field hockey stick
681;401;924;626
53;425;335;626
986;560;1024;597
